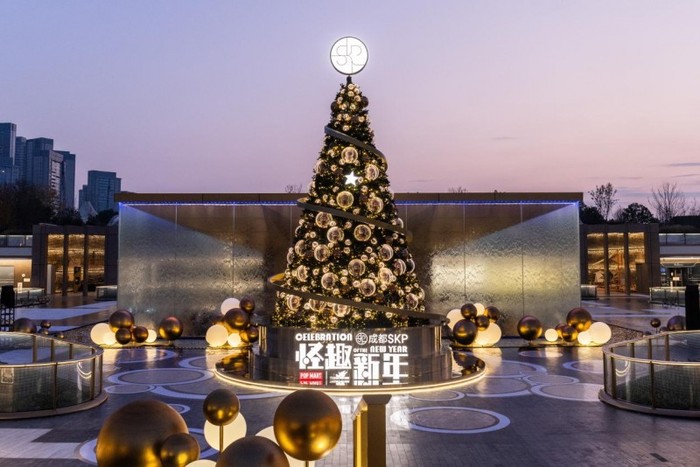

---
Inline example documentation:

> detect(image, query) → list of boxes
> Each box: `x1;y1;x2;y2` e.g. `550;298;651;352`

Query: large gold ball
517;315;543;341
566;307;593;332
115;328;132;345
216;436;289;467
555;323;568;338
96;399;188;467
239;297;256;313
484;306;500;323
159;432;200;467
273;389;342;461
667;315;686;331
224;308;250;331
13;318;37;333
109;309;135;332
159;316;183;340
452;319;477;346
240;325;260;344
133;326;149;343
203;389;240;426
475;315;490;331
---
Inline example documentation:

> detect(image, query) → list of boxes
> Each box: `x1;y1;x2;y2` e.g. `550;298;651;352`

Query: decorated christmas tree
271;75;429;330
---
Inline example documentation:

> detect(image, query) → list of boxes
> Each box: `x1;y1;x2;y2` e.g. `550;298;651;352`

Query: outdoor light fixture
544;328;559;342
330;36;368;75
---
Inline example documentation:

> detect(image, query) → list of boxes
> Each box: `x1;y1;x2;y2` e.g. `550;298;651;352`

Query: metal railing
601;331;700;417
649;287;685;307
0;332;104;418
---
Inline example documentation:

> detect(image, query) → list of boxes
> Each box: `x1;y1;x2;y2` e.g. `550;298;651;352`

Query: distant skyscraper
56;151;76;209
79;170;121;213
14;136;26;183
0;123;16;184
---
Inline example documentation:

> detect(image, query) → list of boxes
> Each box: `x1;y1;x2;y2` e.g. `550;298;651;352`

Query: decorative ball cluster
446;302;502;347
12;318;64;339
90;309;182;346
521;307;613;345
206;297;260;348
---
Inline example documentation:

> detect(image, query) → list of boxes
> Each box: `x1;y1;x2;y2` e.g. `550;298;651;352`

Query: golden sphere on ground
133;326;149;343
13;318;36;333
484;306;500;323
475;315;490;331
115;327;132;345
273;389;342;461
452;319;477;346
667;315;686;331
241;325;260;344
517;315;543;341
96;399;188;467
561;325;579;342
216;436;289;467
224;308;250;331
159;432;200;467
158;316;183;340
566;307;593;332
555;323;568;339
109;309;134;332
203;389;240;426
460;303;477;320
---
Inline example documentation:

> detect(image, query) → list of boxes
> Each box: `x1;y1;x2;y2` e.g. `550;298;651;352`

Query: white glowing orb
220;297;240;315
206;324;229;348
544;328;559;342
227;332;242;348
330;36;368;75
203;415;247;452
474;303;486;316
146;329;158;343
102;331;117;346
90;322;111;345
256;426;314;467
577;330;593;346
589;322;612;344
446;308;463;330
480;323;502;346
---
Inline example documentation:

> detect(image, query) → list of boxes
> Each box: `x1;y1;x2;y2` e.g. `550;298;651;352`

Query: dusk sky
2;0;699;209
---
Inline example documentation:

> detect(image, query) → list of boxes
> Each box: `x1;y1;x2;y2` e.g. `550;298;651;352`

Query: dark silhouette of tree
616;203;657;224
579;202;605;224
52;208;83;226
87;209;118;226
0;182;54;233
588;183;618;221
650;182;688;224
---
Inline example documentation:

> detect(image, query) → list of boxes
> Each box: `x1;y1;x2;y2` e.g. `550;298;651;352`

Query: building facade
79;170;121;213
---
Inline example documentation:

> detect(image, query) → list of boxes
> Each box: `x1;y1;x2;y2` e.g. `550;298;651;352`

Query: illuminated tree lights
272;80;427;329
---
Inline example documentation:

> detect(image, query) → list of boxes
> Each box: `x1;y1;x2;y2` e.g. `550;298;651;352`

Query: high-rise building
0;123;16;184
79;170;121;213
56;151;76;209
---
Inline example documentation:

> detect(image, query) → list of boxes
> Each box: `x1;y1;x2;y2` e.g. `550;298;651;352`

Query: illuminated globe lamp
446;308;463;330
588;321;612;344
220;297;241;315
577;330;593;346
544;328;559;343
473;323;502;347
206;324;229;348
90;322;112;345
474;303;486;316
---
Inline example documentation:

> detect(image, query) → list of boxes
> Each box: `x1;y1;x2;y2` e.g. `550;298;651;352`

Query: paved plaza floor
1;295;698;466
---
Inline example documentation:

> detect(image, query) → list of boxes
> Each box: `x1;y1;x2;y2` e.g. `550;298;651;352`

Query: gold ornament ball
203;389;240;426
240;325;260;344
273;389;342;461
452;319;477;346
517;315;543;341
650;318;661;328
561;325;579;342
460;303;477;320
566;307;593;332
158;316;183;340
484;306;500;323
224;308;250;331
96;399;189;467
13;318;36;333
109;309;135;332
133;326;149;343
555;323;568;339
40;319;52;329
115;327;132;345
475;315;490;331
667;315;686;331
216;436;289;467
239;297;256;313
159;432;200;467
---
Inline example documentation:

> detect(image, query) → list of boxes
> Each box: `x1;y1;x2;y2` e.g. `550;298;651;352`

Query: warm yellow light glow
206;324;229;348
474;303;486;316
544;328;559;342
203;415;247;452
446;309;463;330
475;323;501;346
90;322;111;345
146;329;158;343
220;297;240;315
589;322;612;344
227;332;242;348
577;330;593;346
102;330;117;346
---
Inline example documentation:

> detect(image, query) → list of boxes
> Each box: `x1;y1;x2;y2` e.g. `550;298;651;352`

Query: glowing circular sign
330;36;368;75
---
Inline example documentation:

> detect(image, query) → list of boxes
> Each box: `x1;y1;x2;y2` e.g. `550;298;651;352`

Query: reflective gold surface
159;316;183;340
216;436;289;467
203;389;240;426
159;433;200;467
517;315;543;341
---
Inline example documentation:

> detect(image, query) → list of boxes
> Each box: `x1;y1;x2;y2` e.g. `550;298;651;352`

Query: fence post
353;394;391;467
